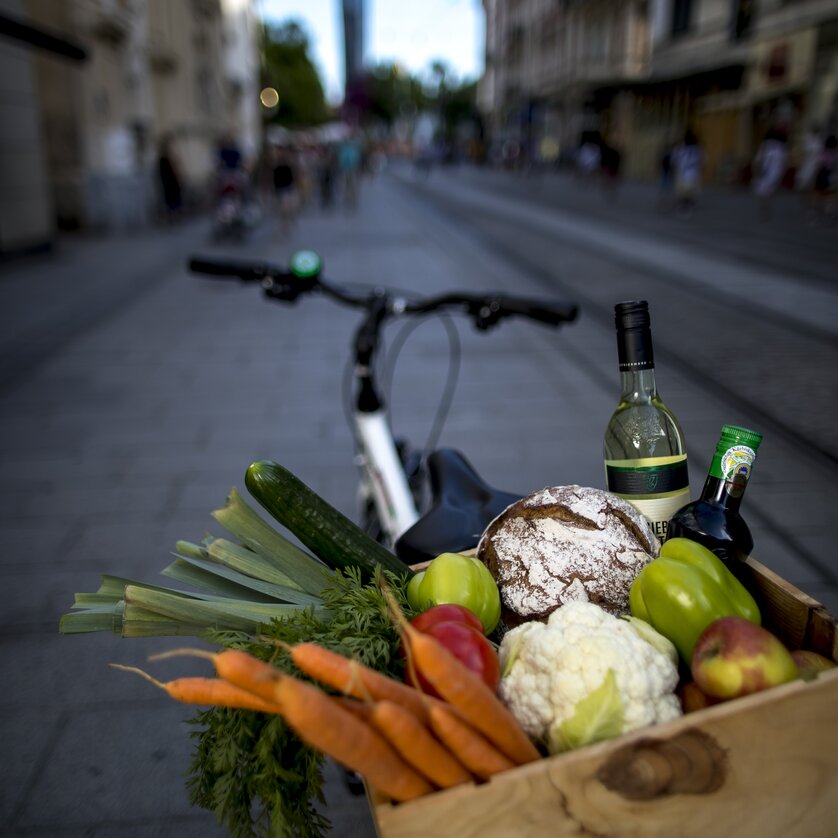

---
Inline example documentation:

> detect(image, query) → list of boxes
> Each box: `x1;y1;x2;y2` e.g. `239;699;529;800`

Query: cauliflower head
498;601;681;754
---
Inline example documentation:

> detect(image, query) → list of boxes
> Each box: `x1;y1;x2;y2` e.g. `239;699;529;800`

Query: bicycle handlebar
187;256;273;281
403;293;578;329
495;296;578;327
187;252;578;329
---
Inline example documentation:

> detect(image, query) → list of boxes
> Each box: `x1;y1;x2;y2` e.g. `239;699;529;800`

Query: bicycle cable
339;308;462;509
383;311;461;471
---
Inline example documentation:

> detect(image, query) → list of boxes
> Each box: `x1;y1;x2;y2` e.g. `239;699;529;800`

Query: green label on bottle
710;444;756;481
605;455;690;541
604;456;689;496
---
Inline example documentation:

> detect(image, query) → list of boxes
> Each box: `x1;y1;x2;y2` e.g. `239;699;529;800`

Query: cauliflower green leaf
548;668;624;754
499;629;528;679
621;615;678;668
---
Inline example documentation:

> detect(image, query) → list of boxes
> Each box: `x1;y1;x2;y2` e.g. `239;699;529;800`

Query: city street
1;166;837;836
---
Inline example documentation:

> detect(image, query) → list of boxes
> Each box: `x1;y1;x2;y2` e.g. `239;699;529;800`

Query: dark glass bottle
666;424;763;563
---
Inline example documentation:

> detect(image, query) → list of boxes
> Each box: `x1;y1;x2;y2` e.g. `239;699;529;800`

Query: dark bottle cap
615;300;650;330
614;300;654;371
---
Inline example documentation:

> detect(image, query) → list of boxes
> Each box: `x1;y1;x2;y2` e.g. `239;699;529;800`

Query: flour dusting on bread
477;485;659;620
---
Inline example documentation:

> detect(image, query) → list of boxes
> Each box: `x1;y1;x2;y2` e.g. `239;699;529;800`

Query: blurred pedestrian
599;139;622;196
575;132;601;180
319;144;337;209
217;134;243;173
752;129;788;220
795;125;822;221
271;145;299;236
657;142;675;212
337;133;362;210
672;130;703;217
156;135;182;223
813;134;837;225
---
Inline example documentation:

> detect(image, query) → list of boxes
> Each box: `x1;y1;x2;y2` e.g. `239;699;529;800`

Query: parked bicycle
187;250;579;565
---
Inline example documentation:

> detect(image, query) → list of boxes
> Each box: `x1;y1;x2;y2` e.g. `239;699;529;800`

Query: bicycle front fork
354;410;420;547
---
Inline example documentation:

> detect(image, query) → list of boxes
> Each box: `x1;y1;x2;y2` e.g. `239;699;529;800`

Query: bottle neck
700;474;747;512
619;367;658;402
616;321;655;403
703;430;760;513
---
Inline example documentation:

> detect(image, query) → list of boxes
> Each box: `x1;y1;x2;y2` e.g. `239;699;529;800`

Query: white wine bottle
604;300;689;541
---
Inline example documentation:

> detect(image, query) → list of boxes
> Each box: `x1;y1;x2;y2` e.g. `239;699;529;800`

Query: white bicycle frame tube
355;409;419;544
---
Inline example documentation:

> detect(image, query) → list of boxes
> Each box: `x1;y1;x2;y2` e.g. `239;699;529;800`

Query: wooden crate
369;557;838;838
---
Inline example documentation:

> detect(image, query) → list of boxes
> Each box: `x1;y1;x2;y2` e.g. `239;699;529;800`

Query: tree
422;60;480;153
261;20;330;127
442;80;479;136
362;62;428;127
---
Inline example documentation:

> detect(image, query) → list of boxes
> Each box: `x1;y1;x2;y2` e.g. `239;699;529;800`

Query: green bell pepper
407;552;501;634
629;537;761;663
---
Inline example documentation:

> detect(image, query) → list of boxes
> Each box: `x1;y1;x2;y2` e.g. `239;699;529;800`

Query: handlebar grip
187;256;276;281
495;297;579;327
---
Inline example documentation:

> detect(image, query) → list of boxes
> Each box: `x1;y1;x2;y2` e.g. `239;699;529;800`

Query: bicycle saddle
394;448;521;566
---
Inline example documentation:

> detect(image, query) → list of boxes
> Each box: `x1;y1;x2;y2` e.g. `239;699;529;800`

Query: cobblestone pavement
1;167;835;836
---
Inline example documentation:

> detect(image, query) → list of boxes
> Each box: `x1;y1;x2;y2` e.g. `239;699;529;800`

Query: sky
258;0;485;104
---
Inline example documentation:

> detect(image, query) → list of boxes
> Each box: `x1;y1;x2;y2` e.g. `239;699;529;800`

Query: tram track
431;165;838;293
396;171;838;471
392;170;838;587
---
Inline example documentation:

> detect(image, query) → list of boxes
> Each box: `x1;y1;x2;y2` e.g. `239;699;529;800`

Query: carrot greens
185;567;411;837
59;478;414;836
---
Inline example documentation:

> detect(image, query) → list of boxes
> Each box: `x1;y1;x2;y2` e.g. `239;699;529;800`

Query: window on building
196;67;214;117
731;0;755;40
507;24;524;64
671;0;692;35
588;17;609;64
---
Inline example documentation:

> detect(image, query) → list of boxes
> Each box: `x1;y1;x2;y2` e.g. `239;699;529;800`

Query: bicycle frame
186;250;578;552
348;294;420;547
354;409;419;546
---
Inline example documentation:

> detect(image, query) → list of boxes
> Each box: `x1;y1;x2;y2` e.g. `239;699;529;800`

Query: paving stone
0;168;835;836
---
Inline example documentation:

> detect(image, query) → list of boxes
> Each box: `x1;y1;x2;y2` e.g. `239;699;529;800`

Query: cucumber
245;460;413;579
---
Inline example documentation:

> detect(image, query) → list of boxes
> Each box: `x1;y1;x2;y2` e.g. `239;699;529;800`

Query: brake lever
472;299;503;331
262;273;318;302
261;278;299;302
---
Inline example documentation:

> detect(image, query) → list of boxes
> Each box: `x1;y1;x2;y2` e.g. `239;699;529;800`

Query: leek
60;488;335;639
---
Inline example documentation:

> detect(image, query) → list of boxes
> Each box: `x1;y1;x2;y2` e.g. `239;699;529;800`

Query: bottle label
604;455;689;495
604;455;690;541
622;492;691;541
718;445;756;480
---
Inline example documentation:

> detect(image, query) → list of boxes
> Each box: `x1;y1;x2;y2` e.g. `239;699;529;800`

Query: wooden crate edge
370;668;838;837
738;556;837;659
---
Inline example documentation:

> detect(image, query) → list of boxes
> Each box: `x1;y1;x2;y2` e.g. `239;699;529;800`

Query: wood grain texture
372;670;838;837
736;557;837;659
373;559;838;837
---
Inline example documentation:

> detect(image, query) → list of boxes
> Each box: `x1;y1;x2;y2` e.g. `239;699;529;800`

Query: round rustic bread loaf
477;485;659;621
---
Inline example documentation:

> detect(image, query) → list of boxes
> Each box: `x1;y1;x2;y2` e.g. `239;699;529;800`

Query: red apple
791;649;836;681
691;616;799;700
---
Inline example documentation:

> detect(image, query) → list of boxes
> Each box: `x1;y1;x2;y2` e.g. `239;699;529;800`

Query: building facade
0;0;261;251
478;0;650;167
645;0;838;182
478;0;838;180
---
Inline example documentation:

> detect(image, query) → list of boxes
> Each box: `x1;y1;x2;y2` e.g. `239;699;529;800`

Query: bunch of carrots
115;601;541;803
